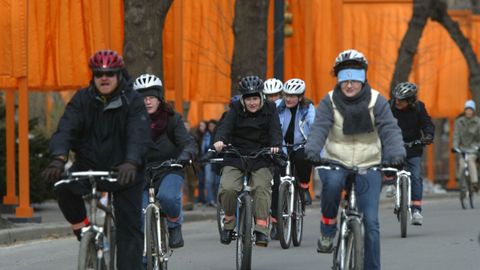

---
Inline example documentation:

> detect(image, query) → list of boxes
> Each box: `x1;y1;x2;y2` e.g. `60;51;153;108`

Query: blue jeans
406;156;422;211
142;173;184;229
204;163;215;203
318;167;381;270
196;168;206;204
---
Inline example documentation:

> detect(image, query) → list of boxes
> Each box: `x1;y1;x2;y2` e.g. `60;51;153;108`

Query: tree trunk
431;1;480;103
390;0;434;96
230;0;269;94
123;0;174;81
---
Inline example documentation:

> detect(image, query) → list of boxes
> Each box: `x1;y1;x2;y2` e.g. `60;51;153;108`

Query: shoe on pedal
254;231;269;247
385;185;396;198
220;229;234;245
270;223;279;240
168;226;184;248
411;210;423;226
317;235;334;253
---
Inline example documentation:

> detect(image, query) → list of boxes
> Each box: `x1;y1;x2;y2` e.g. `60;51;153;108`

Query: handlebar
404;140;424;148
54;171;118;187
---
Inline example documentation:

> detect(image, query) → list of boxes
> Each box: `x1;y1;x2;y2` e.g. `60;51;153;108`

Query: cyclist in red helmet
42;49;150;270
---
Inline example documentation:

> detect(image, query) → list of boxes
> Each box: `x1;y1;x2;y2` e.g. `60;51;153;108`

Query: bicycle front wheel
292;187;304;247
145;207;167;270
277;182;292;249
236;195;253;270
469;182;475;209
103;212;116;270
343;219;364;270
78;231;103;270
399;177;408;238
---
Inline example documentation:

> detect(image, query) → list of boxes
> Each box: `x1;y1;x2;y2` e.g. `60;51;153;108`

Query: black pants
55;174;144;270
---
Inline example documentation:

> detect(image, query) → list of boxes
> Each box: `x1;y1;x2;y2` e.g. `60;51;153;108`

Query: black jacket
145;111;198;177
49;79;151;174
390;100;435;158
214;100;283;171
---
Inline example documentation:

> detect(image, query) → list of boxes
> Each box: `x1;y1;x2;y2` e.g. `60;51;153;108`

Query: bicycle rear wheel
236;195;253;270
343;219;364;270
292;187;304;247
78;231;103;270
469;183;475;209
399;178;408;238
277;182;292;249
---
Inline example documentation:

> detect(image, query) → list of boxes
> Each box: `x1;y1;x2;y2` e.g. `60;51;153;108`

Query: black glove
41;158;66;182
175;159;190;167
116;162;137;186
421;135;433;145
383;157;404;170
305;150;324;164
200;150;217;163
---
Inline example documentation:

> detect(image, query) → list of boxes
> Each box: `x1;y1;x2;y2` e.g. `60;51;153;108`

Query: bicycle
143;159;184;270
383;166;412;238
277;143;305;249
315;163;366;270
54;171;117;270
206;145;280;270
452;147;477;209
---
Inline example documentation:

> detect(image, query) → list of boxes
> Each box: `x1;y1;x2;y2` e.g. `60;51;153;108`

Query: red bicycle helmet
88;50;125;71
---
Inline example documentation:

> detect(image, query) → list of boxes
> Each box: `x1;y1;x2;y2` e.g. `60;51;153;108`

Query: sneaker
254;231;269;247
304;190;312;205
270;223;278;240
411;210;423;226
168;226;184;248
385;185;396;198
317;235;334;253
220;229;234;245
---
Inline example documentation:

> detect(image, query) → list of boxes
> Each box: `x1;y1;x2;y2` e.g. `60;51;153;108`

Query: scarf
150;109;169;141
332;82;373;135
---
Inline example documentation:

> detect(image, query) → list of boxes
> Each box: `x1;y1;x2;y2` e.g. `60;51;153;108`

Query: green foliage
0;104;54;204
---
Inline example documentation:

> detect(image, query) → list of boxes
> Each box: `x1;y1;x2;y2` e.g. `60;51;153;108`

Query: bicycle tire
236;195;253;270
159;216;169;270
216;205;225;238
469;183;475;209
277;182;292;249
78;230;102;270
292;187;304;247
343;218;364;270
103;212;116;270
145;207;162;270
460;172;468;210
399;177;408;238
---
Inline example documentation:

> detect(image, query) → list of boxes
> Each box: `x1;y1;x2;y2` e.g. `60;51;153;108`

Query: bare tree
392;0;480;104
123;0;174;80
230;0;269;94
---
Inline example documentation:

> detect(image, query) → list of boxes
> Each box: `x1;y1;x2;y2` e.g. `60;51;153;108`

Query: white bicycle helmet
333;49;368;75
283;78;306;95
133;74;163;90
263;78;283;95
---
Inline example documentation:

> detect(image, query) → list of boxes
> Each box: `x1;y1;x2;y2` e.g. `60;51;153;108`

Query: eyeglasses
93;70;117;78
340;80;362;87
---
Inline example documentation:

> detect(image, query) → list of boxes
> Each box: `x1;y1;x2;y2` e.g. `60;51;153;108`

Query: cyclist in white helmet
133;73;198;249
270;78;316;240
263;78;284;104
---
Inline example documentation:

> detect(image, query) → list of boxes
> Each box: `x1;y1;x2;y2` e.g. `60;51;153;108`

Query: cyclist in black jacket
389;82;435;226
41;50;150;270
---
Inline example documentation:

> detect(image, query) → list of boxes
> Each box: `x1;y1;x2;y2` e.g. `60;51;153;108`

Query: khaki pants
218;166;272;234
458;154;478;184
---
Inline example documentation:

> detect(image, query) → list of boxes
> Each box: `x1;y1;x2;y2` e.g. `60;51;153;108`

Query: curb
0;192;458;246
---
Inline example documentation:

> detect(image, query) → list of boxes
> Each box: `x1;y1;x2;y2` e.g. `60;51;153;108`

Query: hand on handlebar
421;135;433;145
41;158;66;182
270;147;279;154
213;141;225;152
305;150;325;165
116;161;137;186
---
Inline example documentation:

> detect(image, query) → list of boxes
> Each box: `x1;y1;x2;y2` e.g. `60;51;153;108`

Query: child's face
244;96;261;113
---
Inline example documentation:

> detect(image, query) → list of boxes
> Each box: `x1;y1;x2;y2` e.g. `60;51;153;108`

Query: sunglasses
93;70;117;78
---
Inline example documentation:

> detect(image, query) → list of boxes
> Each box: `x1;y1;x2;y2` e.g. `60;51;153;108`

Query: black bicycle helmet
393;82;417;100
238;76;264;96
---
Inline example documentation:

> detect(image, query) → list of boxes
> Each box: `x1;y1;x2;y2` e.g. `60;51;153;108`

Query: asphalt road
1;197;479;270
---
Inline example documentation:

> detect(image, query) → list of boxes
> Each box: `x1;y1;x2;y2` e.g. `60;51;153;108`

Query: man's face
285;94;301;108
143;96;160;115
93;70;119;95
465;108;475;118
266;93;281;102
244;96;261;113
395;99;409;110
339;80;362;97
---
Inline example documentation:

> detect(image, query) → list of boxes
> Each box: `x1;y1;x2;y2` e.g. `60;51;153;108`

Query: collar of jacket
88;79;130;111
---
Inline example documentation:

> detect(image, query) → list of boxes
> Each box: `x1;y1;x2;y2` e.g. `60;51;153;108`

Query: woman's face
143;96;160;115
198;122;207;133
339;80;362;98
465;108;475;118
285;94;301;108
244;96;261;113
208;122;216;133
